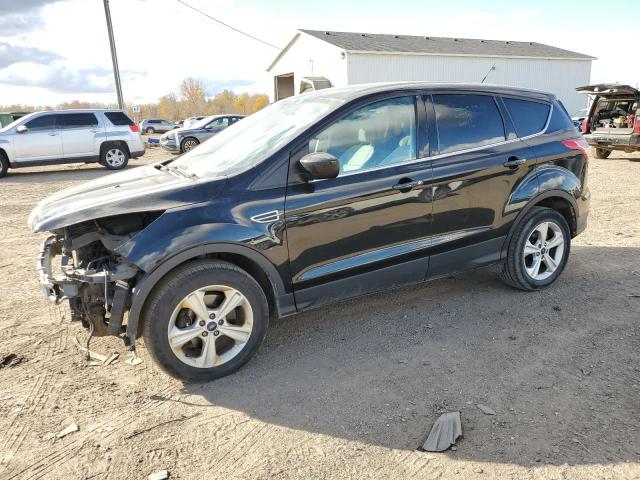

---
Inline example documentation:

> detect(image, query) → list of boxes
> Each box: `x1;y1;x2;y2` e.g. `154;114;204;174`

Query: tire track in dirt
9;384;179;480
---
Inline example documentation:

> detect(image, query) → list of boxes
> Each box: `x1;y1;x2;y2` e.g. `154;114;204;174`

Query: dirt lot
0;145;638;480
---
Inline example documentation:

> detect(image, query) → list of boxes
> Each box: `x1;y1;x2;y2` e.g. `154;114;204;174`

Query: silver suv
139;118;177;134
0;109;145;178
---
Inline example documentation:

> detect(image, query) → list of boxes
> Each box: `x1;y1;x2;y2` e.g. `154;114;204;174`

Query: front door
284;95;433;310
60;112;102;158
13;113;62;163
425;93;539;276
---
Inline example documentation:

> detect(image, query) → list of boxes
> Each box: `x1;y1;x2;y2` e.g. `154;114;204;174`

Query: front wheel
500;207;571;291
146;127;155;134
0;153;9;178
101;144;129;170
181;137;199;153
142;260;269;382
591;147;611;159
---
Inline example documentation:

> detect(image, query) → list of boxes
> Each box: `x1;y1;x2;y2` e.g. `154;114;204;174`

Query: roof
298;81;556;103
299;29;595;60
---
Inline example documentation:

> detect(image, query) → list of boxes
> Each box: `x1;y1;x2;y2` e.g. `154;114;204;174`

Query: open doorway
274;73;295;101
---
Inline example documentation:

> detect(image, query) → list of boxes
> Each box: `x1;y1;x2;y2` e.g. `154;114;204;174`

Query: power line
175;0;280;49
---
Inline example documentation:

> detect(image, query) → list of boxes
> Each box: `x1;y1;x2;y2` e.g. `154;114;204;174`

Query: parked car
183;116;206;128
577;83;640;158
139;118;177;134
0;109;144;178
29;82;589;381
161;114;244;153
571;108;589;128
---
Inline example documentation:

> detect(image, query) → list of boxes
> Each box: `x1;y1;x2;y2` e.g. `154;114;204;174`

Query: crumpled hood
28;164;226;232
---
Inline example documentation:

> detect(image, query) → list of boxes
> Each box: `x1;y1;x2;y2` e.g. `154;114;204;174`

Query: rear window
546;101;575;133
61;113;98;128
105;111;133;126
503;98;550;137
432;94;505;154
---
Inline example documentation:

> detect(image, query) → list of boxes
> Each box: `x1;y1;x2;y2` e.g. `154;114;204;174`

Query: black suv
29;82;589;381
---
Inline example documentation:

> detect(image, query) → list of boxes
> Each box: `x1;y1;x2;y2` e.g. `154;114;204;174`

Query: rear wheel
591;147;611;159
101;144;129;170
181;137;199;153
500;207;571;291
146;127;155;134
0;153;9;178
142;260;269;382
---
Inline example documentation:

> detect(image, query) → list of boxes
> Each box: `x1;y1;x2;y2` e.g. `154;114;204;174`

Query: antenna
481;63;496;84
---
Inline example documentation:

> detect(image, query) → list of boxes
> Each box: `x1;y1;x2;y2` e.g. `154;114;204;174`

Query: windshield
172;94;342;178
0;112;37;132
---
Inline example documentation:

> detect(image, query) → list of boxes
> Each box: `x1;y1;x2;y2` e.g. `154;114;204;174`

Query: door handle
48;132;58;136
503;157;526;168
392;179;424;191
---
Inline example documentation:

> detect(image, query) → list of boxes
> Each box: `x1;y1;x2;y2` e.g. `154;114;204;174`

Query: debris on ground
148;470;169;480
553;306;562;311
56;423;79;439
420;411;462;452
72;336;107;362
0;353;24;368
102;352;120;366
476;404;496;416
126;353;143;366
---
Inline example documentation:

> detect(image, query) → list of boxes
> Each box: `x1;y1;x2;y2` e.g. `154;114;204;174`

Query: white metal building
267;30;595;113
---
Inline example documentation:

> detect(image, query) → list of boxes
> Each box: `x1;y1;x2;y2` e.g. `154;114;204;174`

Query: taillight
580;117;589;133
562;137;589;158
633;113;640;135
129;124;140;133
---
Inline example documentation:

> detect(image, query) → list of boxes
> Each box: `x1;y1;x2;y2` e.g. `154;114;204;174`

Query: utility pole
103;0;124;109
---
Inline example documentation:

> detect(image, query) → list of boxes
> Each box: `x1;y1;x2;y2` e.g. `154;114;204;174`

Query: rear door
59;112;102;159
426;92;539;276
285;94;433;309
13;113;62;163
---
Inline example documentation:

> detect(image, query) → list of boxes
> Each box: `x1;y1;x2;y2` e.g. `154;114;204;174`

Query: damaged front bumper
37;235;78;304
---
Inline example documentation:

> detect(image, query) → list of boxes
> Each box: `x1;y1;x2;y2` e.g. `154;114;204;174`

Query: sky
0;0;637;106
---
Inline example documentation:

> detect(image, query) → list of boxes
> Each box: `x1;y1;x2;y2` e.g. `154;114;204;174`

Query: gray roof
301;30;594;60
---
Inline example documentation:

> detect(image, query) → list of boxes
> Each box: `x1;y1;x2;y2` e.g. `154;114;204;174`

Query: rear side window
503;98;550;137
432;94;505;154
546;101;575;133
25;114;58;130
105;111;133;126
61;113;98;129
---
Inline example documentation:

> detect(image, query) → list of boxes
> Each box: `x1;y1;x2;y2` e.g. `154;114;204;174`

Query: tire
0;152;9;178
142;260;269;382
100;143;129;170
181;137;199;153
500;207;571;291
146;127;155;134
591;147;611;159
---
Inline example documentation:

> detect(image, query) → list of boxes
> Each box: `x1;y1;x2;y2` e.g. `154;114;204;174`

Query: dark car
28;82;589;382
577;83;640;158
160;114;244;153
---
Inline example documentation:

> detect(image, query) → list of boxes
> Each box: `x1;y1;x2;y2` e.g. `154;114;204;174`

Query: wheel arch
126;243;295;342
100;140;130;157
502;189;578;257
180;136;199;152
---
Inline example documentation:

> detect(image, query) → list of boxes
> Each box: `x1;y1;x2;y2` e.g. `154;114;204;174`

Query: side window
503;97;550;137
25;114;58;130
208;118;230;129
432;94;505;154
309;96;416;175
546;101;575;133
61;113;98;129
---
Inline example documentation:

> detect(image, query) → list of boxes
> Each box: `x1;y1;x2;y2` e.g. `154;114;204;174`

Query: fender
125;242;295;343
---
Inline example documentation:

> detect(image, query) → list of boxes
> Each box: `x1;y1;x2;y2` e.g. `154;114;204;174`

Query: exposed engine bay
37;212;162;341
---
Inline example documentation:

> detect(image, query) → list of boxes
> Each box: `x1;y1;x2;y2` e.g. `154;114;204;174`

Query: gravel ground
0;145;638;480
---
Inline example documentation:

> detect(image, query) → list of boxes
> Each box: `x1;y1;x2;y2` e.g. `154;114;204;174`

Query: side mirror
17;125;27;134
299;152;339;180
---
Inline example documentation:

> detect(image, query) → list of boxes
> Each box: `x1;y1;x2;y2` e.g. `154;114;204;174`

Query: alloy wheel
167;285;254;369
183;139;198;152
105;148;126;168
523;221;565;281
